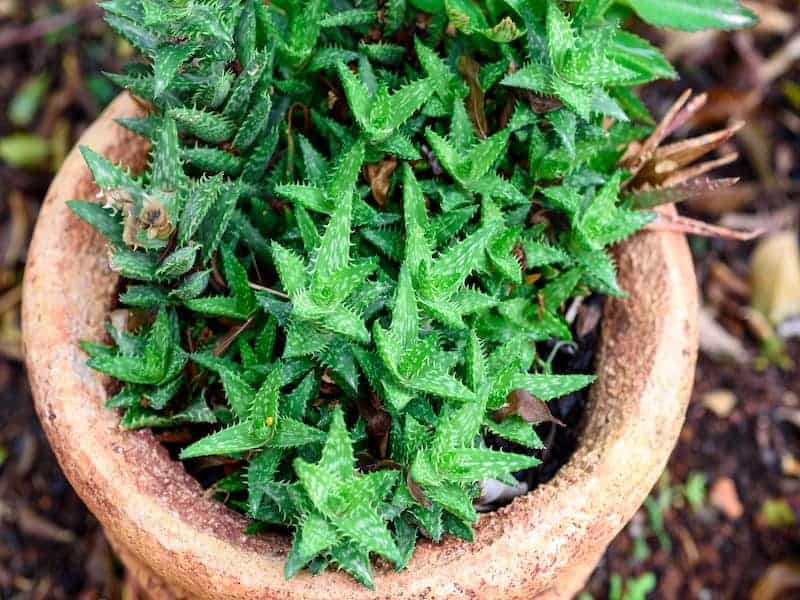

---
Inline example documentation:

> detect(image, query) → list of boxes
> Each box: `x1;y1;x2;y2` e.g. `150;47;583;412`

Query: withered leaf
356;391;391;459
458;54;487;139
364;157;397;207
407;471;431;507
752;562;800;600
493;389;564;426
645;209;762;240
629;176;739;209
750;231;800;325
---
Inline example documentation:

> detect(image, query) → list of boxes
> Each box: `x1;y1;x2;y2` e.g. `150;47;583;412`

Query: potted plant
23;1;753;598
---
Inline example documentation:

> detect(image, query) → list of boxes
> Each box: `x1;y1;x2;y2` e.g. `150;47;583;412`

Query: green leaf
484;415;544;448
608;31;677;85
546;0;576;67
271;242;307;296
271;418;327;447
168;107;236;144
121;396;215;429
155;246;197;280
8;74;49;128
285;512;337;578
80;146;141;193
221;245;257;315
390;267;419;352
152;43;199;98
330;542;374;590
110;249;159;282
250;367;281;441
337;62;372;129
626;0;757;31
292;292;370;343
320;9;376;28
150;117;182;189
232;91;272;151
180;421;265;459
511;373;595;401
219;366;255;419
437;448;539;482
465;128;509;181
501;62;549;93
67;200;123;246
169;270;211;301
370;77;436;135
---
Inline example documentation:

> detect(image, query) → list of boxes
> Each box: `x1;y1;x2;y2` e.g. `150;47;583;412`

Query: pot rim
23;92;698;600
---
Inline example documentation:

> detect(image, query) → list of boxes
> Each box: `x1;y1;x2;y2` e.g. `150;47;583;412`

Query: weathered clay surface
23;93;699;600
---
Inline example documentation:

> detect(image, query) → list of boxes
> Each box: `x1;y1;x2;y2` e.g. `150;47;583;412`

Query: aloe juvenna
69;0;755;588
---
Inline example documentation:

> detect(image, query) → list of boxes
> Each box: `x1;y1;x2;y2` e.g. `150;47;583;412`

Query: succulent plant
70;0;755;588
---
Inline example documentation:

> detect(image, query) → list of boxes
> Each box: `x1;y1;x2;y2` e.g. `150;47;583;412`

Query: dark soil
0;361;122;599
584;346;800;599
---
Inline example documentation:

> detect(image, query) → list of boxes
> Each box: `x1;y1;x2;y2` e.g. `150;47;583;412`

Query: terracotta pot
23;93;699;600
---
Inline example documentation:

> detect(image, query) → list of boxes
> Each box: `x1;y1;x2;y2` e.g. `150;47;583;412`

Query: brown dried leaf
654;121;742;167
575;303;602;339
662;30;718;62
759;34;800;87
750;231;800;325
364;157;397;207
629;176;739;209
494;389;564;426
752;562;800;600
139;196;173;240
17;506;76;544
699;307;752;365
621;91;748;230
781;454;800;478
689;87;762;128
709;260;751;299
356;392;391;459
621;89;695;177
122;205;139;248
742;1;794;35
406;471;431;508
629;123;742;190
0;284;21;316
709;477;744;519
660;152;739;188
719;206;799;234
645;210;762;240
458;54;487;139
1;191;29;268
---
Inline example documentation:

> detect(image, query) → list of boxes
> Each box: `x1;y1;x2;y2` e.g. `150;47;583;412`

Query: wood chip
17;506;76;544
702;389;737;418
780;454;800;478
709;477;744;520
699;307;751;365
752;561;800;600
